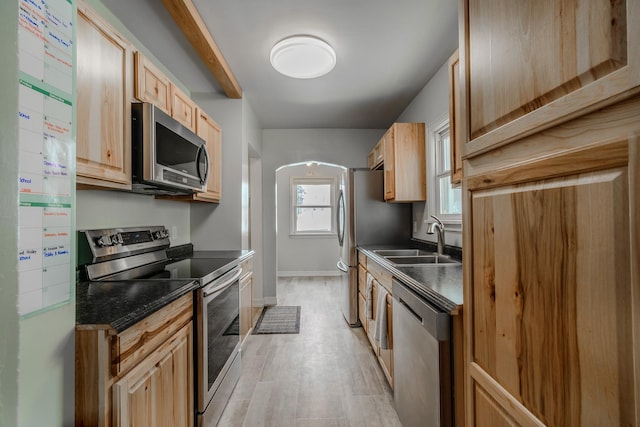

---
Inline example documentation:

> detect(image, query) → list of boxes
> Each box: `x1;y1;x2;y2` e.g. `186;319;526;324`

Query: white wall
261;129;383;303
397;59;463;248
276;163;344;276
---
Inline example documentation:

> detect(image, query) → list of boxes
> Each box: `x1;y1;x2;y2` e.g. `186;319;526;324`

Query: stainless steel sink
384;254;460;266
373;249;432;257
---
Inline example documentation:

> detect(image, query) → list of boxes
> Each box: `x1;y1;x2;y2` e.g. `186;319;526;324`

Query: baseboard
252;298;265;307
277;270;341;277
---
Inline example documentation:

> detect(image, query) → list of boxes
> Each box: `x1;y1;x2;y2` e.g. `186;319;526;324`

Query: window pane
440;133;451;172
295;207;333;232
438;175;462;215
296;184;331;206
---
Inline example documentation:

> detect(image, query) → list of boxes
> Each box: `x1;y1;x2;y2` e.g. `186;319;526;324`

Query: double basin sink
373;249;460;266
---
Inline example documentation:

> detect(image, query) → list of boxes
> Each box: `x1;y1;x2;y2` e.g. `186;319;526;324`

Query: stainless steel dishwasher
392;278;452;427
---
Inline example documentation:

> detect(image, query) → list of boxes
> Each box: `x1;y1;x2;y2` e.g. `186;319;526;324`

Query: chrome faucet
426;215;445;255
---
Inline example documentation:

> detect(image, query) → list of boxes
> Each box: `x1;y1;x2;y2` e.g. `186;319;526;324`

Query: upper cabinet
133;52;196;132
369;122;426;202
448;50;462;187
134;51;171;115
170;84;197;132
76;0;133;190
461;0;640;156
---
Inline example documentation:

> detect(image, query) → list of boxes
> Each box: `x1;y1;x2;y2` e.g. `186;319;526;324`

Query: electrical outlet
171;225;178;241
413;221;417;233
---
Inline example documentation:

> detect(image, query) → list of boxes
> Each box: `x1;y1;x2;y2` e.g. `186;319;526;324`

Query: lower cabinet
75;294;193;427
112;323;192;427
239;255;254;346
358;252;394;388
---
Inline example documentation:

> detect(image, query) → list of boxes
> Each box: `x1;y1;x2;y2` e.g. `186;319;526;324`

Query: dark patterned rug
252;305;301;334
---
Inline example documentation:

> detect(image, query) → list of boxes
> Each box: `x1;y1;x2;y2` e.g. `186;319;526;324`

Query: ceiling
100;0;459;129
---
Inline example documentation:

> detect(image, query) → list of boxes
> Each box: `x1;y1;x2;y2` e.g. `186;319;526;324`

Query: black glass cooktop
162;257;238;283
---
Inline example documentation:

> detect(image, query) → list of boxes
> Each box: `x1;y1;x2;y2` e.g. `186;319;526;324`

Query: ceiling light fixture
270;35;336;79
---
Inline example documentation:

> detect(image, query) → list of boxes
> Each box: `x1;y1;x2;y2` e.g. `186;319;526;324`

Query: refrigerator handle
337;190;345;247
337;259;349;273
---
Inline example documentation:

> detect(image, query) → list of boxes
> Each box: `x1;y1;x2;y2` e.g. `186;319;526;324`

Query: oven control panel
78;226;171;265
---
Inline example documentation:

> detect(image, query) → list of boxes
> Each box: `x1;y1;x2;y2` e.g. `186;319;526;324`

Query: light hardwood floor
218;276;402;427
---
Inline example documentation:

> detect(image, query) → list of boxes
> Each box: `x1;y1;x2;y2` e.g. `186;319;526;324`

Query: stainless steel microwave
131;102;209;194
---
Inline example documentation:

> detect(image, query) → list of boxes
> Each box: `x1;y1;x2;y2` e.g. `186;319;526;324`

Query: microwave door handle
196;145;209;185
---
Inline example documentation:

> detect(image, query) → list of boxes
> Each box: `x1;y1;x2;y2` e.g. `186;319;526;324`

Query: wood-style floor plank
217;276;400;427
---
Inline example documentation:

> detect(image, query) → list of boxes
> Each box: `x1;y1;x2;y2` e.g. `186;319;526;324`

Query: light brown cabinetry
76;0;133;189
367;123;426;202
461;2;640;426
76;294;193;427
133;51;171;115
460;0;640;155
448;49;462;186
464;108;639;426
357;252;393;388
239;256;254;346
170;84;197;132
112;323;192;427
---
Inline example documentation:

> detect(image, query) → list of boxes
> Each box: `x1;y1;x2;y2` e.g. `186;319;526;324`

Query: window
434;123;462;220
290;177;336;235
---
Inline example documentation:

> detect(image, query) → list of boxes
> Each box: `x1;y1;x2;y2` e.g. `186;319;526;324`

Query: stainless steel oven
195;265;242;426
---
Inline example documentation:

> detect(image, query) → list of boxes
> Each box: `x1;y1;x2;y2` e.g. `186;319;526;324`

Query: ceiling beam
162;0;242;99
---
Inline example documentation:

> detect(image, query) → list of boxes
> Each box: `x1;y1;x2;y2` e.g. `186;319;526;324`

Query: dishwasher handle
392;279;450;341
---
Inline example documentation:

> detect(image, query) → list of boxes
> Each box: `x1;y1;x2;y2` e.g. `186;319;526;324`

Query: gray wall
276;163;344;275
76;192;191;245
397;59;463;248
261;129;383;303
4;1;76;425
1;2;20;425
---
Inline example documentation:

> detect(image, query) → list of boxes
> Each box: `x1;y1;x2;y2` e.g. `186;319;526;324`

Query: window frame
289;176;338;237
428;117;462;227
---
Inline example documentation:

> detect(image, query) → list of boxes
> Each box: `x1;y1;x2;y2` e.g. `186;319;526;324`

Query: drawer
358;251;367;267
358;265;367;295
367;259;392;292
239;256;254;278
111;293;193;376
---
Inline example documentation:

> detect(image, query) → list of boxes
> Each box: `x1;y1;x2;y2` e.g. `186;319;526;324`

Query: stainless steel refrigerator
336;168;412;326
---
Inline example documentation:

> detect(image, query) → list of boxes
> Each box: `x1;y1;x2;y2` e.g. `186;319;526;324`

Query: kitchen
2;0;639;427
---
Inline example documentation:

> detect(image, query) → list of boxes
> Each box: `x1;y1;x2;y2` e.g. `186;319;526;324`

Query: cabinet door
195;110;222;202
134;52;171;114
462;0;639;155
76;1;132;189
113;323;193;427
240;272;253;345
466;138;636;426
170;84;197;132
378;294;393;388
448;50;462;186
368;139;383;170
382;129;395;200
358;292;367;333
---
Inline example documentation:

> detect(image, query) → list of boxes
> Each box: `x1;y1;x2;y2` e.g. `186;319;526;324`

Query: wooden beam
162;0;242;99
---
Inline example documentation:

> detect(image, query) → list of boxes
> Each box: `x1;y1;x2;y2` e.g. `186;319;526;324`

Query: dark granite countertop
358;245;463;314
76;249;254;333
76;278;198;333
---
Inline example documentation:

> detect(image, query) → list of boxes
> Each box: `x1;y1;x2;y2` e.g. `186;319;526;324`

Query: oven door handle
203;266;242;297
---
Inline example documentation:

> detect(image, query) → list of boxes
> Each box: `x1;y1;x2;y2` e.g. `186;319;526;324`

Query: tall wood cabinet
460;1;640;426
76;0;133;190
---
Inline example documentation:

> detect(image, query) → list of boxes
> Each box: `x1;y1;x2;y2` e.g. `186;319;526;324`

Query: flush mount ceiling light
270;36;336;79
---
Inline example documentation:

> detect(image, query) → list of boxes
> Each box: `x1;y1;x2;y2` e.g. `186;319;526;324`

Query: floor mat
252;305;301;334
